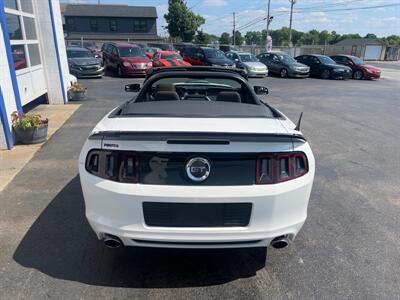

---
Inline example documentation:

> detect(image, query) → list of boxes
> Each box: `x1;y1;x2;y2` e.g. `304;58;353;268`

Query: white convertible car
79;67;315;251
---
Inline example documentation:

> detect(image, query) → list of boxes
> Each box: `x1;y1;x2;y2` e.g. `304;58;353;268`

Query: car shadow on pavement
13;176;266;288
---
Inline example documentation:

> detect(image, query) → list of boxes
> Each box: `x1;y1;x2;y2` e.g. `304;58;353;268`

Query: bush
11;111;48;130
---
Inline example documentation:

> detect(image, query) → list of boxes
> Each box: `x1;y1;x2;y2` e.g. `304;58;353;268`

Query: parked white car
79;67;315;252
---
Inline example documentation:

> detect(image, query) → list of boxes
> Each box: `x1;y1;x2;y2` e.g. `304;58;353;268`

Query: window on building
28;44;41;66
11;45;27;70
67;18;75;31
133;19;147;32
20;0;33;14
5;13;22;39
110;19;117;32
90;19;98;31
23;17;37;39
4;0;17;10
5;2;41;71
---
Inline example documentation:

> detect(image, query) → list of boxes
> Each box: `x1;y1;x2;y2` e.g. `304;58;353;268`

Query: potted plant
11;111;49;144
69;82;87;100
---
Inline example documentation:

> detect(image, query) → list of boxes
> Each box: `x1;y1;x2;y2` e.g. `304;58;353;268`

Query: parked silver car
67;47;104;78
226;51;268;77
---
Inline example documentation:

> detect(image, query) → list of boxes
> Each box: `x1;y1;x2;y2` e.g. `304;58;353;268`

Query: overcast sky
63;0;400;37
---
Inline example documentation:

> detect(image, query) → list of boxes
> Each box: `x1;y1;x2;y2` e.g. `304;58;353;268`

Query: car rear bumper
79;167;314;248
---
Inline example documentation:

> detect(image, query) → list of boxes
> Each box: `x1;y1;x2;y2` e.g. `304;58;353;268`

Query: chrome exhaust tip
103;234;122;248
270;236;289;249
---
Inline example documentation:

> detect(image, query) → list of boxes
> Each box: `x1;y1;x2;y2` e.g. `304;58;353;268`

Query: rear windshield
239;54;258;62
161;53;181;59
119;47;146;57
203;49;226;59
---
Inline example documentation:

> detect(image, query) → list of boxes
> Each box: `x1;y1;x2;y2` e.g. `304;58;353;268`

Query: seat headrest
215;91;241;103
156;84;176;92
154;91;180;101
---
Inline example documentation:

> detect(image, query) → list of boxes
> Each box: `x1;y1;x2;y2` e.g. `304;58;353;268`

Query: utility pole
266;0;271;39
288;0;296;48
232;12;236;46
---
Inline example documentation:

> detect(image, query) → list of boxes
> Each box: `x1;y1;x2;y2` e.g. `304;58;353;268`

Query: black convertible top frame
145;66;249;80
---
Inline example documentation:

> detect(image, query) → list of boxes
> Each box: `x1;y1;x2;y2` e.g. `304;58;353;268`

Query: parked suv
181;47;235;67
102;42;152;77
330;54;381;80
257;52;309;78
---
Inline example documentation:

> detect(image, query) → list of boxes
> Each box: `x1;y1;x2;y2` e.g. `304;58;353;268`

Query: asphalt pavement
0;66;399;300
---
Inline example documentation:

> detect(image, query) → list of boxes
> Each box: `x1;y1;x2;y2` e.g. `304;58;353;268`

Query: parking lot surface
0;68;399;299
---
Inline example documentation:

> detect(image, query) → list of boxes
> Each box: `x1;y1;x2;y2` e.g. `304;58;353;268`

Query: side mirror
125;83;141;92
234;58;239;62
254;86;269;95
94;54;101;59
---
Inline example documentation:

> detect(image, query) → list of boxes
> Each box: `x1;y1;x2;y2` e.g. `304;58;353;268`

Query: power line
236;2;400;32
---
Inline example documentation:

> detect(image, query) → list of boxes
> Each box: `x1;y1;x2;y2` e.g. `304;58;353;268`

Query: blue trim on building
0;87;13;149
48;0;67;104
0;0;23;112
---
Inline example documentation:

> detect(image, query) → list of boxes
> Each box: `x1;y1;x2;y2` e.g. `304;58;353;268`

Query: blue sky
64;0;400;37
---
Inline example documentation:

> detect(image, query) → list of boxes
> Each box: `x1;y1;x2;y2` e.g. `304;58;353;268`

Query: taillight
85;150;139;183
256;152;308;184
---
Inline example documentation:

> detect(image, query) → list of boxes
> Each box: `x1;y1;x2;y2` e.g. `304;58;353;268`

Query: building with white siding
0;0;70;150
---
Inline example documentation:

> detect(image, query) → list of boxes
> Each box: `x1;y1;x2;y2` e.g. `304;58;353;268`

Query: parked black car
181;47;235;67
295;54;352;79
66;47;104;78
257;52;309;78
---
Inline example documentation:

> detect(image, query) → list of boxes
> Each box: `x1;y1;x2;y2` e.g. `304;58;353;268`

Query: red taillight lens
256;152;308;184
86;150;139;183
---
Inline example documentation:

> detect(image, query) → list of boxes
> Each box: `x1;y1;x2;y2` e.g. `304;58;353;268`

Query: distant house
334;38;387;60
63;4;159;42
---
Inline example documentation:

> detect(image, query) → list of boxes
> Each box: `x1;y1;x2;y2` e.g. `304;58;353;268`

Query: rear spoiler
89;131;306;143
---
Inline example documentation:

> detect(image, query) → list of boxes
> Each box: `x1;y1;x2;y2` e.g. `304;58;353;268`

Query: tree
245;31;262;45
383;35;400;45
219;32;231;44
195;30;212;44
233;31;244;45
164;0;205;42
365;33;377;39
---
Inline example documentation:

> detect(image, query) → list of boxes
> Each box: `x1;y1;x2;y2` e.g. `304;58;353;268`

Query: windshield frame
350;56;365;65
67;49;94;58
203;48;226;59
239;53;259;62
318;56;336;65
278;54;297;64
118;47;146;57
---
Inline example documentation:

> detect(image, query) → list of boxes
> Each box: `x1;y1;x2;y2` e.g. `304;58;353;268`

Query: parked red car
102;42;152;76
330;54;381;80
152;51;191;67
143;47;160;59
